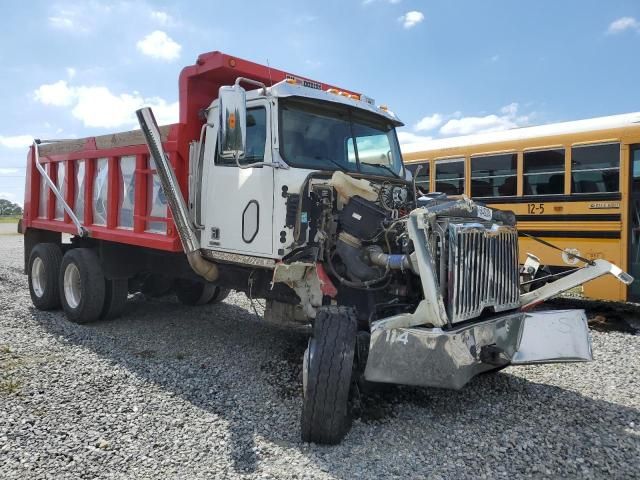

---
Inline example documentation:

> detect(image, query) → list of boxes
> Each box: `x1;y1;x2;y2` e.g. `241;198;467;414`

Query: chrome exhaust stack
136;107;218;282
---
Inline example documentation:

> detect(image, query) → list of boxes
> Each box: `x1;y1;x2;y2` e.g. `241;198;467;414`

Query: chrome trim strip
202;249;276;269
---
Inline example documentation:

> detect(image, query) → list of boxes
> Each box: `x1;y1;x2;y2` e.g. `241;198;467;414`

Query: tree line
0;198;23;216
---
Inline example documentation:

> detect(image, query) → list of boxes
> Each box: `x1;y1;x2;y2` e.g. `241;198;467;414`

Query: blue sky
1;0;639;205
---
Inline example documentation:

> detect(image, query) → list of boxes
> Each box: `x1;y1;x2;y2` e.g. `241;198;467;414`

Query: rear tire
59;249;105;324
139;274;174;298
208;287;230;304
301;306;357;445
175;279;221;306
28;243;62;310
101;278;128;320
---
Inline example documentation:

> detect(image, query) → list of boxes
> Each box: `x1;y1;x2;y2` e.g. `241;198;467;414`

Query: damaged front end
365;309;592;389
270;171;633;391
363;197;632;389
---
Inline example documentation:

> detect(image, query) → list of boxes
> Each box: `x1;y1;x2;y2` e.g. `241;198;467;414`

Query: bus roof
402;111;640;154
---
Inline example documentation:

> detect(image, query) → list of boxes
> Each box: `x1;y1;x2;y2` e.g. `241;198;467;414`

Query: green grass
0;378;21;395
0;216;21;223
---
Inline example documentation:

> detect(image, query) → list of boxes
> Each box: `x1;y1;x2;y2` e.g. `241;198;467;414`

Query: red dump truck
21;51;632;444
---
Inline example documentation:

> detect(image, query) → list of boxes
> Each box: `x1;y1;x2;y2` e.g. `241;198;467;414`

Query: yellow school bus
403;112;640;302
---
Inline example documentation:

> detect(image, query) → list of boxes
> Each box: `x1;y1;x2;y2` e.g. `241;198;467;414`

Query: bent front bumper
364;309;592;390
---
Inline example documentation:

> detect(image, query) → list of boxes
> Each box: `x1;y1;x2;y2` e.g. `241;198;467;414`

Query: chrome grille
447;223;520;323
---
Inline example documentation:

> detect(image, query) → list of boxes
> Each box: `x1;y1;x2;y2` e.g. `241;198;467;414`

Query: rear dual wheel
28;243;63;310
59;248;127;323
174;278;230;306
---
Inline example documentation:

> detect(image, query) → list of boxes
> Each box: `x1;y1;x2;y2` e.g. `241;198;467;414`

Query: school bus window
435;158;464;195
571;143;620;193
406;162;429;193
471;153;517;197
523;149;565;195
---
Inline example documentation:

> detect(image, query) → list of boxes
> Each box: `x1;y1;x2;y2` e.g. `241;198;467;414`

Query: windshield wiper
317;156;348;172
360;162;400;178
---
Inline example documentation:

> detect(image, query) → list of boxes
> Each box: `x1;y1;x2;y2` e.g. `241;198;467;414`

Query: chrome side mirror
219;84;247;160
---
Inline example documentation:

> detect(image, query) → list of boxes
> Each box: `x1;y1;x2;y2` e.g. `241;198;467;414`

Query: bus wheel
175;279;219;306
28;243;63;310
301;306;357;445
101;278;128;320
59;249;106;324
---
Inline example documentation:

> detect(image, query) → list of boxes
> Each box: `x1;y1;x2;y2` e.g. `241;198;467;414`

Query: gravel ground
1;227;639;479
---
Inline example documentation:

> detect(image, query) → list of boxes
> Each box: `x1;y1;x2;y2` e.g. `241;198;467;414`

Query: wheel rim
31;257;46;298
63;263;82;309
303;340;314;398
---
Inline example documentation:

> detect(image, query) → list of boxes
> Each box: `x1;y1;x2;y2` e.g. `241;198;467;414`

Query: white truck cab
196;80;405;260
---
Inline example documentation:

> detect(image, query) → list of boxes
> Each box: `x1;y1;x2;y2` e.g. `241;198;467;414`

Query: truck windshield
279;98;404;177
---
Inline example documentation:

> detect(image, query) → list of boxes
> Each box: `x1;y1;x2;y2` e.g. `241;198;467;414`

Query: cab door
201;100;274;257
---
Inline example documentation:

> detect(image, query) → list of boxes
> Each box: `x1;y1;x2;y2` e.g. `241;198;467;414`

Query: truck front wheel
301;306;357;445
28;243;63;310
59;249;106;323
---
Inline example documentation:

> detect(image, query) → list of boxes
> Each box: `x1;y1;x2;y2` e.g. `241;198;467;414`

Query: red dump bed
23;51;355;252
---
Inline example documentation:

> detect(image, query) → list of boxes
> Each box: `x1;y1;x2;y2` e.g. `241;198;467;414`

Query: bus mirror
219;84;247;160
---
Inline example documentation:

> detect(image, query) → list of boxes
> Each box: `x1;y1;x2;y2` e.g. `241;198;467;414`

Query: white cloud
440;115;516;136
414;113;443;132
48;15;74;30
500;102;519;116
136;31;181;61
399;11;424;29
0;192;18;202
150;10;172;26
0;168;20;175
70;87;178;128
71;87;145;128
0;135;34;149
47;5;95;33
397;131;433;150
66;67;76;79
607;16;640;34
33;80;76;107
33;80;178;129
439;103;529;136
46;3;114;34
304;59;323;69
363;0;402;4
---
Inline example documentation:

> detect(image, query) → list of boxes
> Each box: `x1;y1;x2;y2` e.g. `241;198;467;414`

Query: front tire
301;306;357;445
59;249;106;324
28;243;63;310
